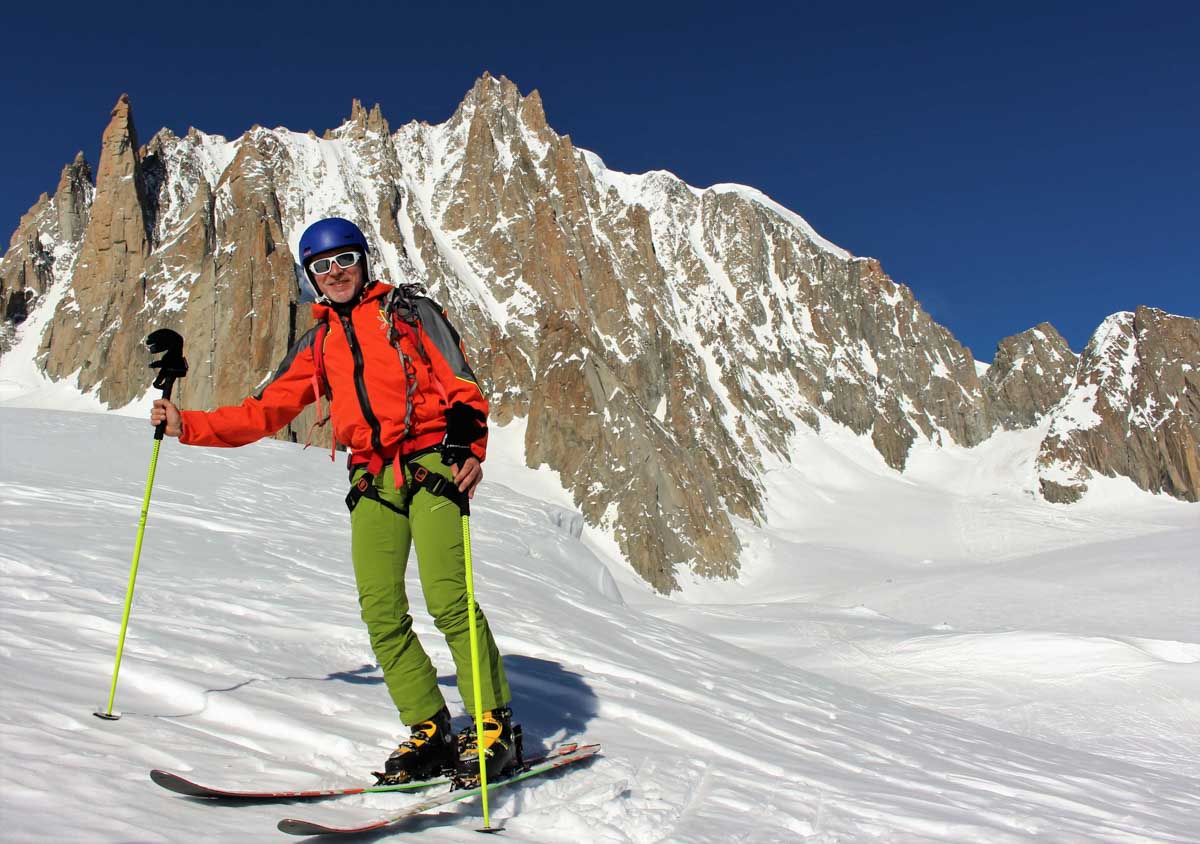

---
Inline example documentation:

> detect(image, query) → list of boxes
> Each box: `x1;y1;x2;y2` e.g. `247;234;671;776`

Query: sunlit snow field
0;404;1197;842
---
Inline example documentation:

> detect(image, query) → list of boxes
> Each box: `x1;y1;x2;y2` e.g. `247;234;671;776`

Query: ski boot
455;707;523;787
373;706;457;785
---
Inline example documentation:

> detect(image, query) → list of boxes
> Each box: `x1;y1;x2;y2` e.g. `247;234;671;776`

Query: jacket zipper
339;313;385;454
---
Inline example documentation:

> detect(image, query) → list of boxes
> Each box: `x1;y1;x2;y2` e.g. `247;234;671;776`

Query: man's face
309;249;365;304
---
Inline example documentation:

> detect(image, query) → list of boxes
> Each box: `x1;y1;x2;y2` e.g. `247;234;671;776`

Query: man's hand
150;399;183;438
452;456;483;499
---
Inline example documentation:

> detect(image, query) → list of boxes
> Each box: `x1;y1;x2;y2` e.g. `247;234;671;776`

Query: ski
149;768;448;801
277;742;601;836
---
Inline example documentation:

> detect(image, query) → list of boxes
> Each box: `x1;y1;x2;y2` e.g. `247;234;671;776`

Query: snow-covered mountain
1037;306;1200;502
1;74;1196;593
1;407;1197;842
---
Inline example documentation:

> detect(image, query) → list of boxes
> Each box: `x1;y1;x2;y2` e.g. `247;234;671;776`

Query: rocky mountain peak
339;99;391;138
448;73;548;151
93;94;151;229
469;72;522;109
67;149;90;176
518;88;549;135
100;96;143;186
52;152;93;244
0;147;95;349
1037;306;1199;502
984;321;1077;429
39;95;155;401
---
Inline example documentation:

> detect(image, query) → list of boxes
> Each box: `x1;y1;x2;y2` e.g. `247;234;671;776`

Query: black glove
441;402;486;466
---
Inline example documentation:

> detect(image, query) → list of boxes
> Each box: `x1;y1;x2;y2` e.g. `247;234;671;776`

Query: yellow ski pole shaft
462;510;493;829
95;328;187;722
95;439;163;720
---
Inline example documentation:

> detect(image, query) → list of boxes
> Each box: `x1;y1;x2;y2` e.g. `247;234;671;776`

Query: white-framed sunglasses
308;250;362;276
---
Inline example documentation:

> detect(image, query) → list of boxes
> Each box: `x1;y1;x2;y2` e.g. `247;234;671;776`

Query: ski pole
460;502;495;830
95;329;188;721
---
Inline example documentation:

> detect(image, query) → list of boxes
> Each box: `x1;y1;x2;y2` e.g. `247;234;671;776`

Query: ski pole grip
153;377;176;441
146;329;188;441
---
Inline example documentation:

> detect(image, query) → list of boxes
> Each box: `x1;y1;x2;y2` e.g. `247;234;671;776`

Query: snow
880;282;904;307
0;253;100;411
1047;381;1105;433
707;184;852;260
393;122;515;331
653;395;667;424
576;152;850;265
1088;312;1139;412
1;403;1198;843
194;132;238;187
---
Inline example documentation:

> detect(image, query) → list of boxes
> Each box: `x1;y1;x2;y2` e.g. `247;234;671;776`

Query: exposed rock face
3;76;1194;590
1037;307;1200;503
0;153;92;352
161;127;314;423
984;322;1077;429
40;94;156;403
388;76;993;588
23;97;318;439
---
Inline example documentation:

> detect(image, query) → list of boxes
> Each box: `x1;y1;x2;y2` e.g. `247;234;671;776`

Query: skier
150;217;516;784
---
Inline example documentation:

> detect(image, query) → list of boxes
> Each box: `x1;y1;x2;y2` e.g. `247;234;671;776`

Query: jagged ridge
1;75;1196;590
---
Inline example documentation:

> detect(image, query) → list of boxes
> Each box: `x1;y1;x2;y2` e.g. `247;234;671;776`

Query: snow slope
1;407;1197;842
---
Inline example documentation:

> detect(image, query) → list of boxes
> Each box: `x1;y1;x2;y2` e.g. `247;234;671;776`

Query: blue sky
5;1;1197;359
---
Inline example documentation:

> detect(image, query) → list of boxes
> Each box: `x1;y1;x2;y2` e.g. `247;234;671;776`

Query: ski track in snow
0;407;1198;842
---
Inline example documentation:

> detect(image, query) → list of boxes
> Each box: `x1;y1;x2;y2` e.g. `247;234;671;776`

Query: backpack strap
311;319;330;402
302;319;336;461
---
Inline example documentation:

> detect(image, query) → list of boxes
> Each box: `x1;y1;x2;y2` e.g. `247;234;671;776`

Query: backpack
303;283;433;458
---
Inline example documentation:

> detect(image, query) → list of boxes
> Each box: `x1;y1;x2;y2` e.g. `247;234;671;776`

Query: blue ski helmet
298;217;370;285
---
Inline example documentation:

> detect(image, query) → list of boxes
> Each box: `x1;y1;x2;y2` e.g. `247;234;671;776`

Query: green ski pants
350;452;510;726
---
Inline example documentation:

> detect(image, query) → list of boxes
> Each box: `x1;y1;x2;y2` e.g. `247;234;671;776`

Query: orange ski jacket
180;282;489;467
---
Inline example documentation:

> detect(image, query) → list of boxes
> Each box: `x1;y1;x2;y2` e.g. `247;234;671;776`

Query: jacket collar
311;280;392;322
